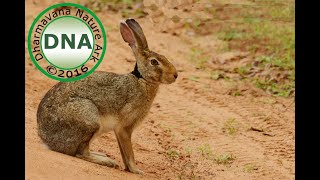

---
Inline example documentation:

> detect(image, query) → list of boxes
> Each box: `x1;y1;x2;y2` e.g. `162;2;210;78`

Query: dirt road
26;1;294;179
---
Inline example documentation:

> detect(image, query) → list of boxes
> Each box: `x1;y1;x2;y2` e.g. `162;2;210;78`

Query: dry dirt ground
25;0;295;179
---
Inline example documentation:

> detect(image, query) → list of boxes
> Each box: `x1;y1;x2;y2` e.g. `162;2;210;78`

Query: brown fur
37;19;177;174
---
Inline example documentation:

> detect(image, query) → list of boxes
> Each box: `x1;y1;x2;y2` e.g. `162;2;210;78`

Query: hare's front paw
126;167;144;174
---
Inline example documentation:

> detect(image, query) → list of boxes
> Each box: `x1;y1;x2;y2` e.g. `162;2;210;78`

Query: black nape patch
131;63;143;79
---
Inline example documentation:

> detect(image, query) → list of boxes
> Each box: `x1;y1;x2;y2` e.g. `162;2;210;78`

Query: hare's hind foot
90;151;108;157
76;151;119;168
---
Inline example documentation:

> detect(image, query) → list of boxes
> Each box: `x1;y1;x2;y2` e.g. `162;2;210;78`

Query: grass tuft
223;118;238;136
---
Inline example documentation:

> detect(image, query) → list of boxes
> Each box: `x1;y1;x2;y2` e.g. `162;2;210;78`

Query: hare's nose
174;73;178;79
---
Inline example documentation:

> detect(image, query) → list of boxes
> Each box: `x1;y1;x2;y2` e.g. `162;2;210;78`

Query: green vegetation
243;164;258;173
218;30;244;41
210;71;230;80
214;153;235;165
197;143;213;158
223;118;238;136
222;1;294;97
85;0;295;97
234;66;250;76
253;77;294;97
167;149;180;159
193;144;236;166
188;75;200;82
191;0;295;97
190;48;209;69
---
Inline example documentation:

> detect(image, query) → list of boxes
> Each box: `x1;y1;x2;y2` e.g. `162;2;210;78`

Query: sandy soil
26;0;295;179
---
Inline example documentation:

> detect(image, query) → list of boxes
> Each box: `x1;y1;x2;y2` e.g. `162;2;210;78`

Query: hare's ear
120;21;136;49
125;18;149;50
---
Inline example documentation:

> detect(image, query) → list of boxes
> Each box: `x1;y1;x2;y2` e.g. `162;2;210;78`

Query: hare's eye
150;59;159;66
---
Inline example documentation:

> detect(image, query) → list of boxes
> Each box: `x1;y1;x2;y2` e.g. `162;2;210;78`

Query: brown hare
37;18;178;174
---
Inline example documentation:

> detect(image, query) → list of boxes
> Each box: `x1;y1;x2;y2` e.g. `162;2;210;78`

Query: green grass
218;30;244;41
189;0;295;97
214;153;235;165
167;149;180;159
243;17;262;24
230;90;242;97
234;66;250;76
229;2;294;97
243;164;258;173
254;78;294;97
197;143;213;158
223;118;238;136
188;75;200;82
210;71;229;80
257;55;295;71
189;48;209;69
196;144;236;165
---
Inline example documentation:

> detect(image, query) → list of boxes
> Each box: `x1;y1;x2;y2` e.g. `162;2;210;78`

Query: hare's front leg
115;127;144;174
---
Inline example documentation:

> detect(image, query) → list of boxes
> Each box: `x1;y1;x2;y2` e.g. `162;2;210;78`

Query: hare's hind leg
64;98;118;168
76;153;118;168
75;134;119;168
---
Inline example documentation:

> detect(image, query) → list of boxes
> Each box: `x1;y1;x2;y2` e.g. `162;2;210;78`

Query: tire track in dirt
170;76;294;179
150;84;271;179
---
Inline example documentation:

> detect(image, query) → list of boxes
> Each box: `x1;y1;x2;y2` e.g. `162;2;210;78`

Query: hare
37;18;178;174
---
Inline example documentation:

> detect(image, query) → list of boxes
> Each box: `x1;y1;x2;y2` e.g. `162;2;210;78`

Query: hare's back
73;71;146;114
